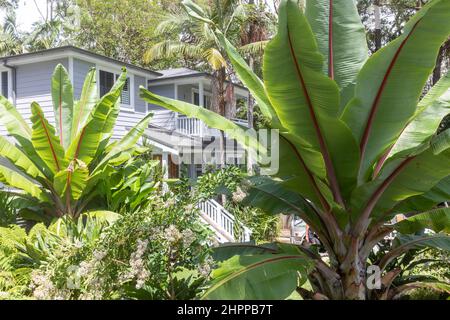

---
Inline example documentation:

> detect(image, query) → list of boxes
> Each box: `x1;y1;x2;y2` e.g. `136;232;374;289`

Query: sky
0;0;54;32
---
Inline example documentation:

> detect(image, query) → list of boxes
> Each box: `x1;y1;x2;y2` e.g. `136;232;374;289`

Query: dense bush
0;188;214;300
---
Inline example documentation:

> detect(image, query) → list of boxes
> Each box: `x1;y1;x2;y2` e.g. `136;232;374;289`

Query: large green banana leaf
388;71;450;160
305;0;368;109
0;165;48;201
30;102;67;175
380;234;450;271
84;113;153;198
351;130;450;223
202;253;312;300
214;31;281;128
211;243;279;262
275;133;333;209
94;112;153;172
0;136;44;179
0;95;31;140
394;207;450;234
393;176;450;213
242;176;325;234
66;73;125;166
51;64;74;150
0;96;52;178
71;68;98;140
342;0;450;182
140;88;263;153
54;159;89;200
263;0;359;204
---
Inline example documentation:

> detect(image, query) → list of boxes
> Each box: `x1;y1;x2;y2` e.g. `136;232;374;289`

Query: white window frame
97;66;135;111
191;88;212;108
0;69;11;102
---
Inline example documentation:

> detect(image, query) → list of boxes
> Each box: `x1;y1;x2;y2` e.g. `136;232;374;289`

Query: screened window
99;70;131;106
193;91;211;109
99;70;114;97
1;71;8;98
118;76;130;105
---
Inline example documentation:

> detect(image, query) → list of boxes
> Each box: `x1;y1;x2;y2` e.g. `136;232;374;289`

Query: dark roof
0;46;162;76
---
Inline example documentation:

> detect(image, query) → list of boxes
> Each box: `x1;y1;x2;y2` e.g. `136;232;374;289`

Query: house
0;46;249;180
0;46;251;242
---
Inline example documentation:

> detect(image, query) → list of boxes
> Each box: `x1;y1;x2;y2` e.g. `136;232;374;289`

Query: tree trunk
211;68;227;168
374;0;382;52
432;45;444;85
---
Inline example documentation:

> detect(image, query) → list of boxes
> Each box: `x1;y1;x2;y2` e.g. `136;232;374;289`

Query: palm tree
144;0;247;166
24;0;77;51
0;10;24;56
238;0;275;172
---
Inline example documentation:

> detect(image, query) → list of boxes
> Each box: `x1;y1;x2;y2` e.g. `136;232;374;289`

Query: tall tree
74;0;167;68
0;9;23;56
24;0;77;51
238;0;275;172
145;0;247;167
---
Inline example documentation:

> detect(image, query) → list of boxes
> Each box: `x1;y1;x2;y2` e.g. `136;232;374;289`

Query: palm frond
202;47;227;70
155;12;190;36
144;40;204;63
239;40;269;55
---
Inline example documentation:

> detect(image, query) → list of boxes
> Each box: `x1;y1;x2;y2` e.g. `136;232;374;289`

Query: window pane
193;92;199;106
121;78;130;105
114;75;130;105
99;70;114;96
1;72;8;98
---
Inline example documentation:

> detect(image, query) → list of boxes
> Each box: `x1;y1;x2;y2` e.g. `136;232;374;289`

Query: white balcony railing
176;117;207;136
176;116;248;137
198;199;252;242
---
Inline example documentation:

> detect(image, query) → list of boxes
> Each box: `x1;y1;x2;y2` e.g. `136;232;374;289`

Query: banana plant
141;0;450;299
0;64;152;218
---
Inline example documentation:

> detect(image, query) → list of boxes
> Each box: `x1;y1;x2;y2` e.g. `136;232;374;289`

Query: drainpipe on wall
2;59;17;106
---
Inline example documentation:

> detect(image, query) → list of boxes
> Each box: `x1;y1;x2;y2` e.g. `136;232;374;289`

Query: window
118;76;130;105
99;70;114;97
193;90;212;109
1;71;8;98
99;70;131;106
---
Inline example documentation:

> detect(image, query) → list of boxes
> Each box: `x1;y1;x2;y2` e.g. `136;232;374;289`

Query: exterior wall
146;83;202;131
0;58;69;136
147;84;176;130
0;55;152;141
177;84;195;103
134;75;147;113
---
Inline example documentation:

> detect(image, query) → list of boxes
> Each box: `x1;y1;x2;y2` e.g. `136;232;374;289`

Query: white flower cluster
163;197;176;208
164;225;182;244
123;239;150;289
30;270;55;300
182;229;196;247
78;249;107;278
198;257;214;278
232;186;247;203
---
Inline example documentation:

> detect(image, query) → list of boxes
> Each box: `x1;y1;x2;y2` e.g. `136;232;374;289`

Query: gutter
2;59;17;106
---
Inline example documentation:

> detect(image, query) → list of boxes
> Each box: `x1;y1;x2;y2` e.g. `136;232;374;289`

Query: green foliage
0;191;17;227
74;0;170;69
0;187;213;300
0;64;152;218
142;0;450;300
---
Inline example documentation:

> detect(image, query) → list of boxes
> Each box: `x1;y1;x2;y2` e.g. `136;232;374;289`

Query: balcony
176;116;248;137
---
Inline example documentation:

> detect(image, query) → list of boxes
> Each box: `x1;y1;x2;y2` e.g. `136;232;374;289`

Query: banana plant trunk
212;67;227;168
